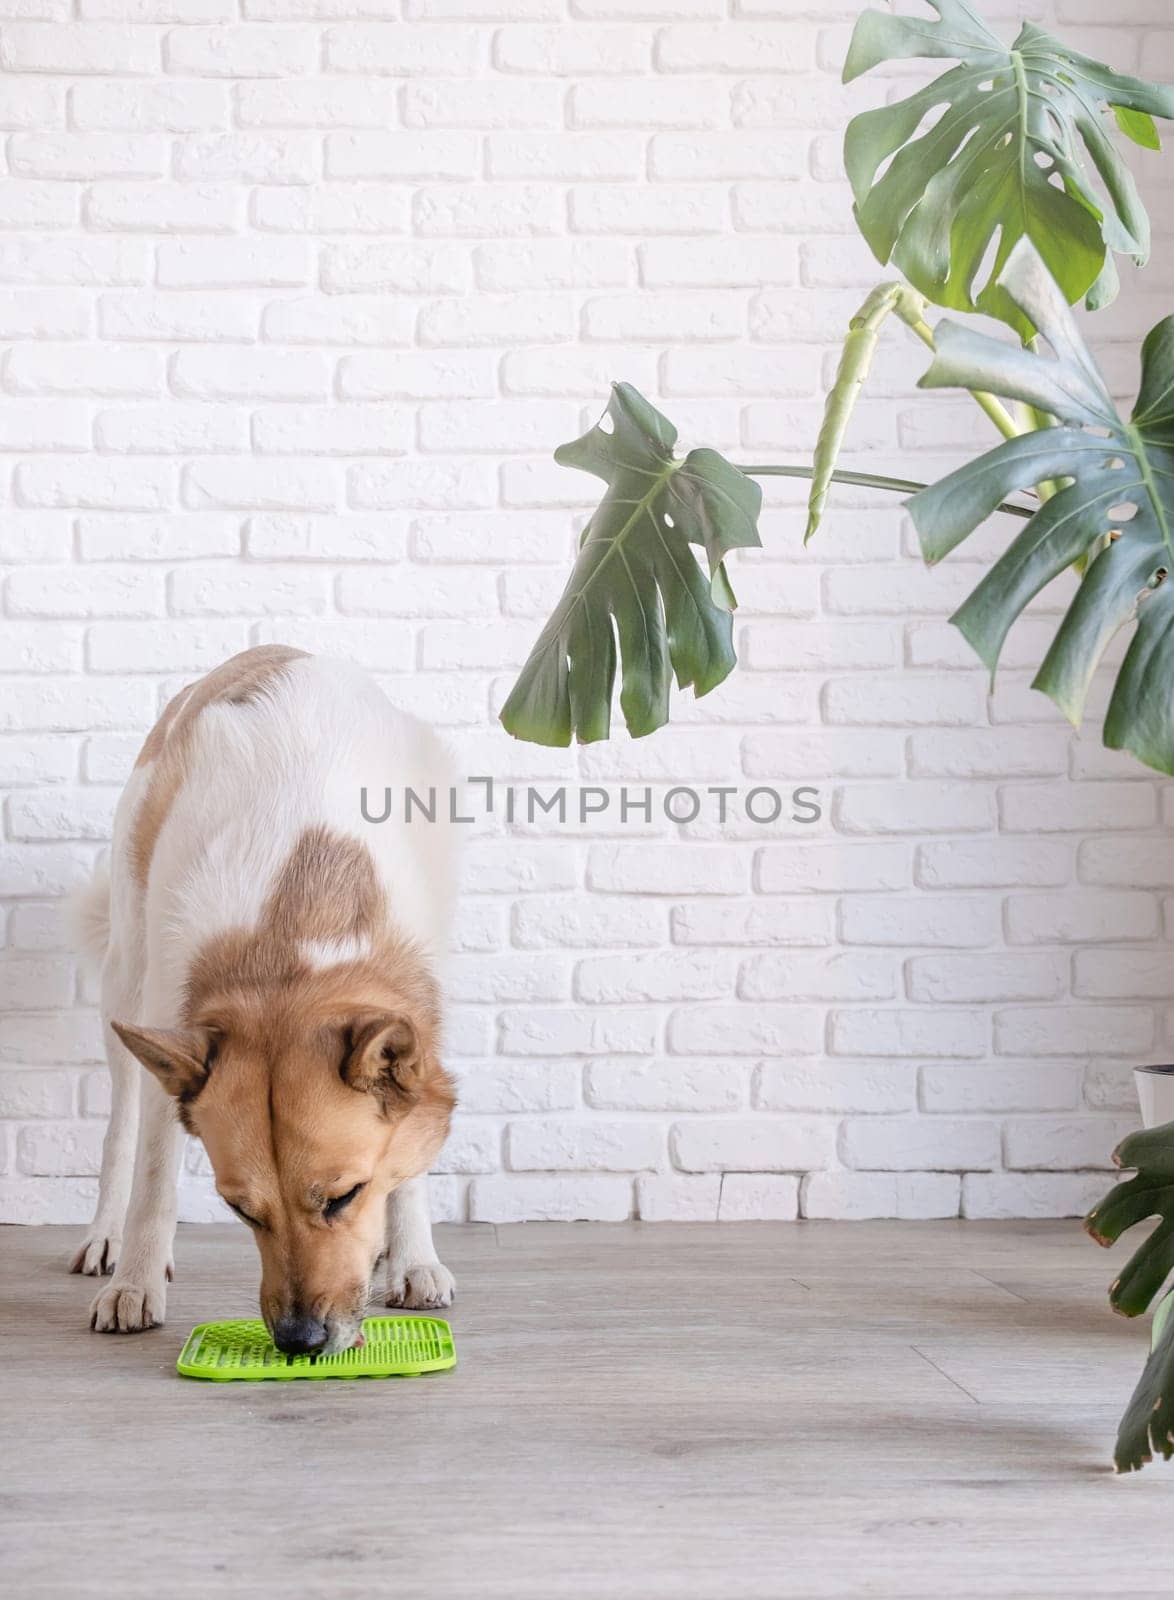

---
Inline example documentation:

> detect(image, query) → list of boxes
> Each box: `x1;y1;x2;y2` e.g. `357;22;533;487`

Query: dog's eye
324;1183;365;1220
226;1200;263;1229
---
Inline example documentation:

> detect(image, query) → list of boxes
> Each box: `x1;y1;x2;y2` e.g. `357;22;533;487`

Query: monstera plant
499;0;1174;1469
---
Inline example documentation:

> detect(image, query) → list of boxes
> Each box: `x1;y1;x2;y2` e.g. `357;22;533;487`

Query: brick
245;513;400;561
1003;1116;1134;1172
1001;783;1156;832
921;1063;1082;1114
262;295;412;346
667;1005;823;1056
99;291;258;342
802;1172;960;1221
841;1117;999;1173
995;1007;1154;1058
453;1062;578;1115
830;1009;987;1059
0;290;90;339
588;843;746;896
487;134;640;182
325;132;478;181
79;514;239;561
9;133;165;180
740;951;896;1002
718;1174;800;1220
0;238;147;287
839;896;1000;948
323;241;470;294
757;842;910;894
7;566;162;618
96;403;247;455
447;953;568;1004
917;839;1072;890
169;563;329;616
756;1060;913;1114
176;133;317;184
0;1069;74;1118
1079;837;1174;887
671;1117;834;1172
570;78;728;129
326;23;480;74
87;619;246;673
638;1174;721;1221
577;951;736;1003
671;899;834;947
498;1007;659;1057
907;953;1067;1005
586;1058;743;1112
961;1172;1112;1220
8;788;120;841
1006;890;1158;945
0;958;74;1009
157;238;312;289
1;23;159;74
434;1120;499;1174
513;897;666;949
507;1119;662;1172
7;341;161;397
183;459;339;511
253;404;410;456
1072;949;1174;1000
469;1175;631;1223
657;23;815;72
164;25;317;77
17;1120;103;1177
71;80;228;132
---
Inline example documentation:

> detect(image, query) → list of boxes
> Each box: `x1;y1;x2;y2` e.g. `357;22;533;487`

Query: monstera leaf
500;383;762;746
1085;1123;1174;1472
907;241;1174;776
844;0;1174;334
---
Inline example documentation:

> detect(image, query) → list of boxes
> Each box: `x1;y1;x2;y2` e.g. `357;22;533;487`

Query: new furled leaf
844;0;1174;334
805;281;929;543
1085;1124;1174;1472
500;383;762;747
907;241;1174;775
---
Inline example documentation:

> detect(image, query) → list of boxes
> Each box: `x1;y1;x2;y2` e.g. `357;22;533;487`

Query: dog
71;646;457;1354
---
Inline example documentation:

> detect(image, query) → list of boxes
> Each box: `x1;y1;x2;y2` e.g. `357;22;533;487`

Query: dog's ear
112;1021;215;1100
340;1011;422;1104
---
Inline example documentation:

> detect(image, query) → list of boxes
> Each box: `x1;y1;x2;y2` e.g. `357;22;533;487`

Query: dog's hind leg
69;957;143;1276
70;863;145;1278
89;966;186;1333
384;1174;455;1310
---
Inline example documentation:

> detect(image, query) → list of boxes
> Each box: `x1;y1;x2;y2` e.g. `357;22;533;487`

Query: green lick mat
176;1315;456;1382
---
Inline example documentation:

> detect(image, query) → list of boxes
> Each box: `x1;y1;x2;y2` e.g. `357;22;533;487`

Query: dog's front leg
89;1071;183;1334
384;1174;455;1310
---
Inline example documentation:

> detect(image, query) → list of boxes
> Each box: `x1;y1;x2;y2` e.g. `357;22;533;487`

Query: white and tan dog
72;646;457;1354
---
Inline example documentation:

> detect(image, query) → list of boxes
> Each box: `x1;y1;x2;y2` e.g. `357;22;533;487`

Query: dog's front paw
385;1260;455;1310
90;1275;167;1333
69;1228;122;1277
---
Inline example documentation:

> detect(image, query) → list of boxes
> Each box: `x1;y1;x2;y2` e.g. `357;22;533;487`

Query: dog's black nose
273;1314;328;1356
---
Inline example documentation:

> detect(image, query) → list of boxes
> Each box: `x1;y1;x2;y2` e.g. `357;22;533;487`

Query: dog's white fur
74;652;457;1333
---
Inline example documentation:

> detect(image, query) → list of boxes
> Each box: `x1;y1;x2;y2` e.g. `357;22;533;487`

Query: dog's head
113;968;453;1356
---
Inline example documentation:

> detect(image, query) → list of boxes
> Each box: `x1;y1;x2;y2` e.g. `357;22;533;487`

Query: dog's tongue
352;1332;366;1349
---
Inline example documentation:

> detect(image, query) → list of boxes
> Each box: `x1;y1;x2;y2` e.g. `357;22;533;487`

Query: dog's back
109;647;457;968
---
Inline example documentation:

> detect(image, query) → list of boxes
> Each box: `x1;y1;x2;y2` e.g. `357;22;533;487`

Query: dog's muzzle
272;1312;328;1356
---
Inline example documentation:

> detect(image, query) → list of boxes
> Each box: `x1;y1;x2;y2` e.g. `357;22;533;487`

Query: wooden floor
2;1220;1170;1597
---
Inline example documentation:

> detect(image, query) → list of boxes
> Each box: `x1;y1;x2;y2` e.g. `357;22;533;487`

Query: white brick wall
1;1;1172;1227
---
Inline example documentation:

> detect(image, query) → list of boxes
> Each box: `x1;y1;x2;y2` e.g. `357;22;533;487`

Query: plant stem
908;316;1022;441
737;463;1033;518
